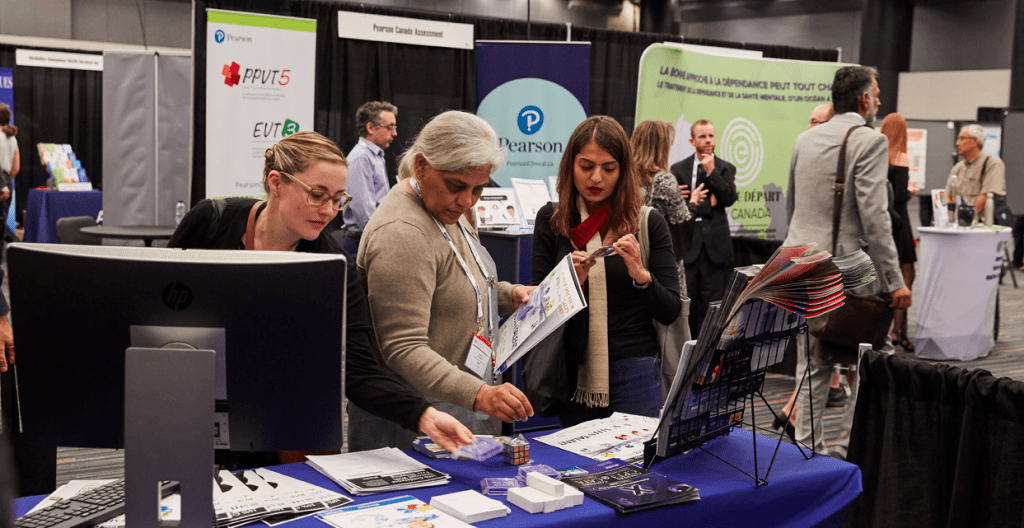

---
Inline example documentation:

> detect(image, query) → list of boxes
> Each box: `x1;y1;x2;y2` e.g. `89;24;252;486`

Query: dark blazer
669;154;738;264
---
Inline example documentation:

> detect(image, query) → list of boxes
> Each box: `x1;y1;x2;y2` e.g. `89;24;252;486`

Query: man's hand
0;314;12;373
0;189;9;202
889;286;911;310
697;152;715;174
511;285;536;308
417;406;475;452
974;193;988;214
473;383;534;423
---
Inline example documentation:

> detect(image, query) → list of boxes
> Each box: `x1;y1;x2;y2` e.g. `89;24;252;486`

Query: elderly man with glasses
945;124;1007;220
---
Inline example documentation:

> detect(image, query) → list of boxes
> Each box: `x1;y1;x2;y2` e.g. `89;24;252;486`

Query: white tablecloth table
912;226;1012;361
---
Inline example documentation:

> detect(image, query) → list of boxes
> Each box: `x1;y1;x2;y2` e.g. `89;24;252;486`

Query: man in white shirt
341;101;398;258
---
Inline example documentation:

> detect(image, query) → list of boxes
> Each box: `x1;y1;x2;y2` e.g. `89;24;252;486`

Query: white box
508;487;555;514
526;472;564;497
564;484;585;506
430;490;510;523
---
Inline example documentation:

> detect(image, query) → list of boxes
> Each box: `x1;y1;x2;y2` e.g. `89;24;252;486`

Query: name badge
465;332;492;379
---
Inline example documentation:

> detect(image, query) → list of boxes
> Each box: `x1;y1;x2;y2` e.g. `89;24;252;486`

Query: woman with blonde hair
532;116;682;426
170;131;475;464
880;113;917;351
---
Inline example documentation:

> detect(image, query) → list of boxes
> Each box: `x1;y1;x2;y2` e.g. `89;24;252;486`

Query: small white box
564;484;585;506
508;487;554;514
526;472;564;497
430;490;510;523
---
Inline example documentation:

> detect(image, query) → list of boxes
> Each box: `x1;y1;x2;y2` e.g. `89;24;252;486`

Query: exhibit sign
205;9;316;199
15;49;103;71
0;67;13;233
907;128;927;185
635;44;846;240
338;11;474;50
476;41;590;189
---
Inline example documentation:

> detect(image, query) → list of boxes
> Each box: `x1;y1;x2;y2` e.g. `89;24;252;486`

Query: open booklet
493;253;587;374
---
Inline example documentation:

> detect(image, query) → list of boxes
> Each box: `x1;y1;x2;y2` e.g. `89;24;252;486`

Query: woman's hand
417;406;475;452
474;383;534;422
689;183;708;205
908;182;919;196
570;250;597;283
511;285;536;308
612;234;651;286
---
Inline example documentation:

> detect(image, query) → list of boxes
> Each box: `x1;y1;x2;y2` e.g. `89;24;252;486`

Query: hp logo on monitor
163;283;193;311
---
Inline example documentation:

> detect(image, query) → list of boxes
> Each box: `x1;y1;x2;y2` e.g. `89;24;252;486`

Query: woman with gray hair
352;111;536;450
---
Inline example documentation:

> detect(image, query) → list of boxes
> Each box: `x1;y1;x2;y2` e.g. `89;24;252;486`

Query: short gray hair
356;101;397;138
397;111;506;180
961;124;987;148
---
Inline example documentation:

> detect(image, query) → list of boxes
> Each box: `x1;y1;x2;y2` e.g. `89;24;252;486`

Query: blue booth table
23;189;103;243
12;428;860;527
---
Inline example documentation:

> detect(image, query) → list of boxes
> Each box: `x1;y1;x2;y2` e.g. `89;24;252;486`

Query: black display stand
643;323;817;487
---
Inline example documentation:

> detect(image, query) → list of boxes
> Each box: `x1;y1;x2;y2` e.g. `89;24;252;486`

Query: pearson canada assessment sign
205;9;316;199
338;12;474;50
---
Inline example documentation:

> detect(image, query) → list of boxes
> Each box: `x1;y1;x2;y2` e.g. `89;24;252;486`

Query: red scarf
569;202;611;250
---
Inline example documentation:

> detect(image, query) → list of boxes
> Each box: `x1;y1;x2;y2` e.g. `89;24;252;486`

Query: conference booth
2;1;1023;527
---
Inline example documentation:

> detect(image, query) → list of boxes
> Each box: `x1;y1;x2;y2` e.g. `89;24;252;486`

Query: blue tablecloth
23;189;103;243
13;428;861;527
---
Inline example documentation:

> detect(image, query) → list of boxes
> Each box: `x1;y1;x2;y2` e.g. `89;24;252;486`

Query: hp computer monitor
7;243;346;452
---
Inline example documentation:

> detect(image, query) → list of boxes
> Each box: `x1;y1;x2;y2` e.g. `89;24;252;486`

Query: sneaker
826;387;847;408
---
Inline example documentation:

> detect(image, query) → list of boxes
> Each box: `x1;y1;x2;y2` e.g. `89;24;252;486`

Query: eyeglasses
376;123;397;132
276;171;352;211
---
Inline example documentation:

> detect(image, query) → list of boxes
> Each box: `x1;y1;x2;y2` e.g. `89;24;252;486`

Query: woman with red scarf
531;116;682;427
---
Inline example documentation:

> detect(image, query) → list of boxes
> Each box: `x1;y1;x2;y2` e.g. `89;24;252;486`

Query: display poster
907;128;927;185
635;44;847;240
205;9;316;199
0;67;14;233
982;125;1002;158
476;188;520;229
476;42;590;189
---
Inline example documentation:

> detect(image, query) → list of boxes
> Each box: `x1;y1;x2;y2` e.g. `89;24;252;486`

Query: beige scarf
573;195;610;407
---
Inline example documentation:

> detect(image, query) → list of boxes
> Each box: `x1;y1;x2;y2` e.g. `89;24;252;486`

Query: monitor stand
125;345;215;527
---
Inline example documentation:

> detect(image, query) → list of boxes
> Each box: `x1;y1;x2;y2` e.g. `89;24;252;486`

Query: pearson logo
214;30;226;43
517;106;544;135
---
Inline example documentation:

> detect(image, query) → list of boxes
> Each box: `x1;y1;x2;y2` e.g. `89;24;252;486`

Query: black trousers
686;248;729;339
1013;215;1024;267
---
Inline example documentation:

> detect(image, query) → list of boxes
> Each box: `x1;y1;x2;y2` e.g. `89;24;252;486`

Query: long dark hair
550;116;641;238
0;103;16;138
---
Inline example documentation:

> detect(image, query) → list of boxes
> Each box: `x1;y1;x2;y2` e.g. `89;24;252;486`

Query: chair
55;216;100;245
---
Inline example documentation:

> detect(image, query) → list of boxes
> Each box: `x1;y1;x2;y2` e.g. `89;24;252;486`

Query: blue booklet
560;458;699;513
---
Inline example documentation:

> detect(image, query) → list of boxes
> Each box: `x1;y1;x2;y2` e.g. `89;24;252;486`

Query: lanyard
410;178;495;338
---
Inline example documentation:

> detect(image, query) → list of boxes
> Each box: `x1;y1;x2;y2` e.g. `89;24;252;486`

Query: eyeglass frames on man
276;171;352;211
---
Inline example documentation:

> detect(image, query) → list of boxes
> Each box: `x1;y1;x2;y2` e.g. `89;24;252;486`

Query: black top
887;165;917;265
531;203;682;366
169;198;430;431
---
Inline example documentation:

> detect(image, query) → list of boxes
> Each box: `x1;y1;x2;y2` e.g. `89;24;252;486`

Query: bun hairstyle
261;131;347;193
0;103;16;138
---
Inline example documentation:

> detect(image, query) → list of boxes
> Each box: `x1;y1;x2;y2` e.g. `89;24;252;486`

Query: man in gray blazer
784;65;912;459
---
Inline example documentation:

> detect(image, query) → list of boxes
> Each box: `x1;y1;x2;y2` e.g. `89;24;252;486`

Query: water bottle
983;192;994;226
174;200;186;226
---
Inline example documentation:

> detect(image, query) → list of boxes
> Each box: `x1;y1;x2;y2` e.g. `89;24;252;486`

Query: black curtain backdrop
192;0;838;204
0;44;103;225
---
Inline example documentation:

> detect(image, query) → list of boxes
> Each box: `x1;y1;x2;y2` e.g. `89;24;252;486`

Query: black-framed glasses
276;171;352;211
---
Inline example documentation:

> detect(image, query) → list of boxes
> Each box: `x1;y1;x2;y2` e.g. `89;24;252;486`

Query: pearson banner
476;42;590;189
205;9;316;199
636;44;846;240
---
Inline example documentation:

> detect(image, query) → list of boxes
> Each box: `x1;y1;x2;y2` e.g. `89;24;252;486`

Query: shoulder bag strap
831;125;867;254
979;156;989;186
243;200;266;250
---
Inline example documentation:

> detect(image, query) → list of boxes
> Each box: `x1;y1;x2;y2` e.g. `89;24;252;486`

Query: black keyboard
15;479;180;528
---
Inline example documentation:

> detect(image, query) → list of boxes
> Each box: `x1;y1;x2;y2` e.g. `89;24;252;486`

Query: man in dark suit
670;120;738;338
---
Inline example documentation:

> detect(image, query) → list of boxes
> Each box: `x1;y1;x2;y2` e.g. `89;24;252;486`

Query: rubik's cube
503;436;530;465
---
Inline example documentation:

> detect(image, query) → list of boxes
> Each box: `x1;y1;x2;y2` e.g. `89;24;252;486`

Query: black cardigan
169;198;430;431
531;203;682;366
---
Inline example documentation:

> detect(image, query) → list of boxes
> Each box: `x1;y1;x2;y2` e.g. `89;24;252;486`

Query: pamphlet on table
306;448;451;496
509;177;552;226
493;253;586;374
476;188;521;229
560;458;700;513
534;412;658;466
316;495;473;528
214;468;352;527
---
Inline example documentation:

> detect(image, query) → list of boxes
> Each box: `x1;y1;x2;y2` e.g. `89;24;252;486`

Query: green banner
636;44;849;240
